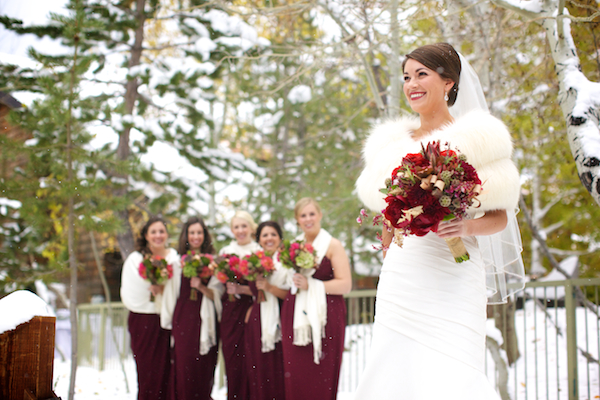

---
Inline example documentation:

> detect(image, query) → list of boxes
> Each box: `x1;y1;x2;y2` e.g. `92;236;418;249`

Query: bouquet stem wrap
444;237;470;263
257;290;266;303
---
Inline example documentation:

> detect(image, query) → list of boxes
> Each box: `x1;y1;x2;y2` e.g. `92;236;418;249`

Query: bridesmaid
120;216;180;400
219;211;261;400
244;221;289;400
280;198;352;400
162;217;223;400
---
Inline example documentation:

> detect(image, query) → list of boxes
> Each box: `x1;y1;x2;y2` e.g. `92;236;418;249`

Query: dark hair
402;43;461;107
178;217;215;255
136;216;168;255
256;221;283;243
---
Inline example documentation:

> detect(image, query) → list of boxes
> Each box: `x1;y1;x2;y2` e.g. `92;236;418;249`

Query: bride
354;43;523;399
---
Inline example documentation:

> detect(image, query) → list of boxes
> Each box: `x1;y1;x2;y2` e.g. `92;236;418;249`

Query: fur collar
356;109;520;213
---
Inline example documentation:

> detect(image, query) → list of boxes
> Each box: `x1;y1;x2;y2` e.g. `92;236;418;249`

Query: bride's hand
435;219;470;238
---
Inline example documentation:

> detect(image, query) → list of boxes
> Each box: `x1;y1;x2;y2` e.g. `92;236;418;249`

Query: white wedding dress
354;51;524;399
353;233;500;399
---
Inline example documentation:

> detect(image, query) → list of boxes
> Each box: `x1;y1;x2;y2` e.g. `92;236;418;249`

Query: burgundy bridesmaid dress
221;289;253;400
171;276;219;400
280;257;347;400
244;282;286;400
128;312;171;400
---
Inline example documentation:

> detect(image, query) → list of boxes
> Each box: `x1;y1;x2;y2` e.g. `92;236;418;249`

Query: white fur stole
355;109;520;213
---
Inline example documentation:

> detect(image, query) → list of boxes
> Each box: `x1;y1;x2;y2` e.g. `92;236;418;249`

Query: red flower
238;259;249;276
199;266;212;279
138;264;147;279
460;161;481;183
403;152;429;168
383;195;411;229
216;271;229;283
260;257;274;271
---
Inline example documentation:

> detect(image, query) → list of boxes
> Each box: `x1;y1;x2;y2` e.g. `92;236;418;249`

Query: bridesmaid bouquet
181;251;214;300
213;254;244;301
359;140;481;263
278;240;317;272
242;251;276;302
278;240;317;294
138;254;174;300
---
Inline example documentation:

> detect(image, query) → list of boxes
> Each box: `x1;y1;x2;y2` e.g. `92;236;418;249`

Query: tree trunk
115;0;147;260
66;21;80;400
492;300;520;365
486;336;511;400
493;0;600;206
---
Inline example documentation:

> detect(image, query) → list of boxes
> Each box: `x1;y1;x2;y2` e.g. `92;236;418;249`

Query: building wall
0;104;30;179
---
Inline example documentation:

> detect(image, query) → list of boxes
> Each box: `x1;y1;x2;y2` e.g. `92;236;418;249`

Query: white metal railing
75;281;600;399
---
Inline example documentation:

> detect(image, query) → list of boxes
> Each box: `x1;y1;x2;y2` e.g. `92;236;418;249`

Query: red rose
403;152;430;169
410;213;440;236
383;195;410;229
440;149;456;157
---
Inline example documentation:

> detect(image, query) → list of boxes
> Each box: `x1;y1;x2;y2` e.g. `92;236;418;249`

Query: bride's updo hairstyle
402;43;461;107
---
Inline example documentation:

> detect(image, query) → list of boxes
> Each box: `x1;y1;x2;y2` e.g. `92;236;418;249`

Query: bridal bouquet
138;254;174;300
242;251;276;302
360;140;481;263
181;251;214;300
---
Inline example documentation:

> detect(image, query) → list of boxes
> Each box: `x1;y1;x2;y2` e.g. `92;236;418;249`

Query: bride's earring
444;92;449;102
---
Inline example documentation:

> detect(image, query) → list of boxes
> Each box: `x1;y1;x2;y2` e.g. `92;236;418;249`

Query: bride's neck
413;109;454;140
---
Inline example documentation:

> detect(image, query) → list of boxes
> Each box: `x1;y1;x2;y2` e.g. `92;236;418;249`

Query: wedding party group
121;41;525;400
120;197;352;400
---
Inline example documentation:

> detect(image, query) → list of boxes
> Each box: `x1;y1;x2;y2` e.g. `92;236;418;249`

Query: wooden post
0;316;60;400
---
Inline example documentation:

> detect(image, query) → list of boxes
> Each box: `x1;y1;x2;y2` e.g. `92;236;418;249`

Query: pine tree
1;0;268;263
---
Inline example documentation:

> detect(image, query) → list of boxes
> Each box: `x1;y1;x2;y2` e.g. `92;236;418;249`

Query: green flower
440;170;452;183
296;251;315;269
439;195;451;207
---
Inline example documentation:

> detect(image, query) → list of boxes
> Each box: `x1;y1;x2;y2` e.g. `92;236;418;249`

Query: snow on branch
493;0;600;205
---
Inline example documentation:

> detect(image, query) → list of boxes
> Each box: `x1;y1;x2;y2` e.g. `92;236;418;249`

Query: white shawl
121;248;180;319
199;276;225;355
218;241;261;257
356;109;520;214
259;253;290;353
290;229;331;364
158;249;184;329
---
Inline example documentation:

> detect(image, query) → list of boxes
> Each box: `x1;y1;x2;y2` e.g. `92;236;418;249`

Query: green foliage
0;0;129;295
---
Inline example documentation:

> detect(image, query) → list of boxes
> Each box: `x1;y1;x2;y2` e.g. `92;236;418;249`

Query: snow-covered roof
0;91;22;109
0;290;55;335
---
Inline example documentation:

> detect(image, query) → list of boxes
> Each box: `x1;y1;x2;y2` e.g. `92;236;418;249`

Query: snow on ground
51;300;600;399
496;302;600;400
52;359;355;399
